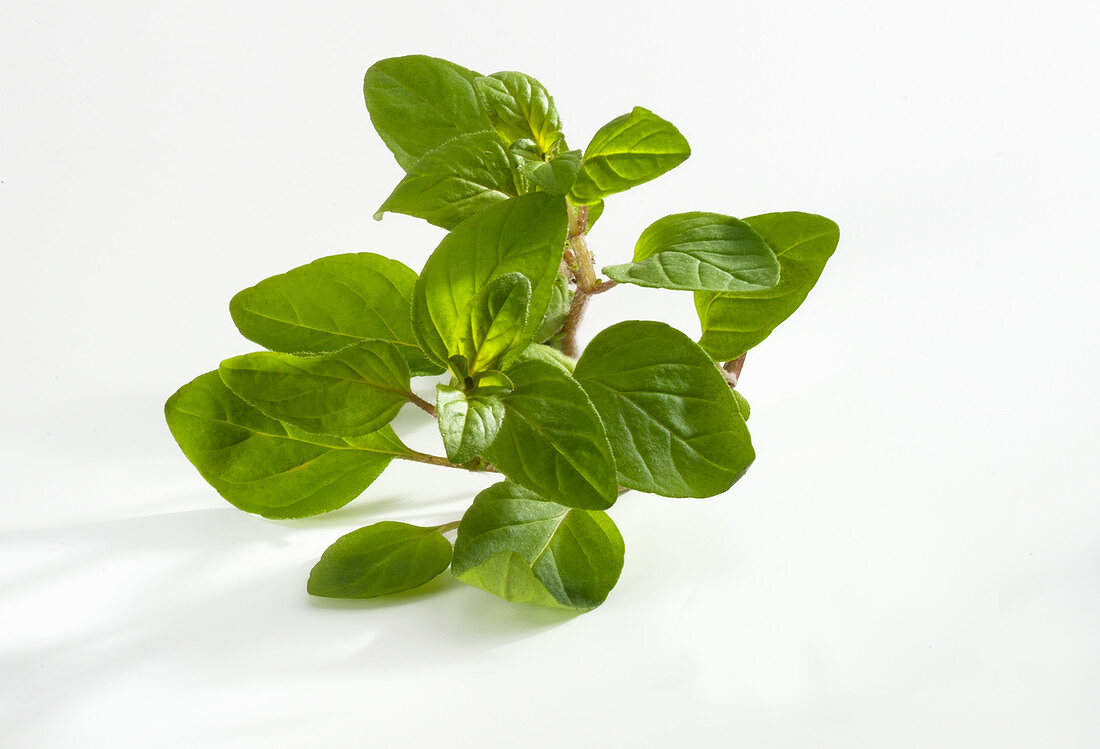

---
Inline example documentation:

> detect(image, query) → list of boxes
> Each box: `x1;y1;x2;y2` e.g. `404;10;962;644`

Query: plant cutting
165;54;839;611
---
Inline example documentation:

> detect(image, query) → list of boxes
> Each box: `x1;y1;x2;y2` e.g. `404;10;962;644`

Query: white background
2;1;1098;746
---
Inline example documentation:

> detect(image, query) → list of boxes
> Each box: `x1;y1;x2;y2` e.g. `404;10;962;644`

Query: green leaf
475;72;563;154
451;481;625;610
308;522;453;599
436;386;506;464
218;341;412;437
533;274;572;343
165;372;409;518
603;212;780;292
509;342;576;374
229;252;439;376
569;106;690;204
484;360;617;510
696;212;840;359
412;193;568;368
364;55;491;171
731;389;751;420
470;369;514;395
574;321;754;498
374;132;519;230
450;272;532;377
519;150;582;196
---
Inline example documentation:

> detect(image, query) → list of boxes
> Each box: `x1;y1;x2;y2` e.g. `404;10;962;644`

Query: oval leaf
450;272;532;377
570;106;690;204
364;55;491;171
519;149;582;196
436;386;506;465
375;132;518;230
484;360;617;510
165;372;408;518
229;253;438;376
603;212;780;292
218;341;412;437
308;522;453;599
475;71;564;154
574;321;754;498
411;193;568;368
695;212;840;359
451;482;625;610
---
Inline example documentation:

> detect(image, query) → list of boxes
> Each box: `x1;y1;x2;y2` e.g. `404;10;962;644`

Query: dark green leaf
696;212;840;359
229;252;438;376
436;386;505;464
364;55;491;171
218;341;411;437
574;321;754;498
374;132;518;230
308;522;453;598
519;150;582;196
450;272;532;377
603;212;780;292
570;106;690;204
451;481;624;610
484;360;617;510
412;193;568;368
165;372;408;518
475;72;563;154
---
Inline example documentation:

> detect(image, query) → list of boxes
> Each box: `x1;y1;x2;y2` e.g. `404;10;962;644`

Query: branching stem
399;449;501;473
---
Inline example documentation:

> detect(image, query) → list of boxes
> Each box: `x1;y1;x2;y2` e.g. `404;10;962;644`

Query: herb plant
165;54;840;611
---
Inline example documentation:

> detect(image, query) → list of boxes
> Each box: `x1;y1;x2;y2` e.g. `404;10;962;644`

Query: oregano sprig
166;54;840;612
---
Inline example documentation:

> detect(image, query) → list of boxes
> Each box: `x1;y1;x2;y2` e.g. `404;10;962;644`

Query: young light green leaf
364;55;491;171
451;481;625;610
603;212;780;292
436;386;506;464
412;193;568;368
218;341;412;437
470;369;514;395
574;320;754;498
450;272;532;377
475;72;563;155
532;274;572;343
484;360;617;510
374;132;519;230
308;522;453;599
570;106;690;204
165;372;409;518
696;212;840;359
519;150;582;196
510;343;576;374
229;252;438;376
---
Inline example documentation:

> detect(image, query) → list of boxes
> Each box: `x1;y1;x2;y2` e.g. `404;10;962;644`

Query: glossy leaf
570;106;690;204
519;149;582;196
165;372;408;518
436;386;506;464
484;360;617;510
412;193;568;368
603;212;780;292
308;522;453;598
475;72;563;154
374;132;518;230
229;253;438;376
450;272;531;377
218;341;411;437
696;212;840;359
574;321;754;498
364;55;491;171
451;482;625;610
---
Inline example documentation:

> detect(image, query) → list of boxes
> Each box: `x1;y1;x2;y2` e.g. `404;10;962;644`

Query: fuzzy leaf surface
574;321;754;497
570;106;690;204
519;150;582;196
450;272;531;377
218;341;411;437
475;72;563;154
307;522;453;599
412;193;567;368
436;386;506;464
165;372;408;518
451;482;624;610
229;253;437;375
364;55;490;171
696;212;840;359
484;360;617;510
374;132;518;229
604;212;780;292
